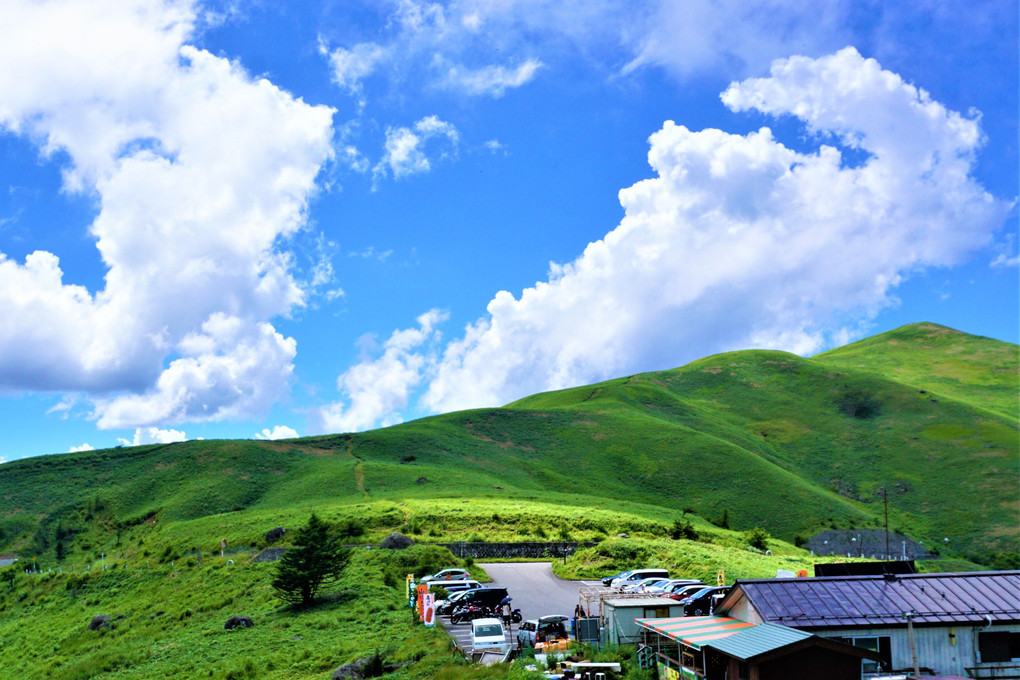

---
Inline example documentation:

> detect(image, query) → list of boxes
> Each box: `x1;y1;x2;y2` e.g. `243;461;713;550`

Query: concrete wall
438;541;598;559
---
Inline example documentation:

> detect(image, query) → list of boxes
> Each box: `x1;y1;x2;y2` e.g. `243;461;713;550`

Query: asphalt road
480;561;596;620
438;561;600;654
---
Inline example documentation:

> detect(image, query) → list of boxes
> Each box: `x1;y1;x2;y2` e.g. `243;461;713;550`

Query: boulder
88;615;111;631
225;615;254;630
616;532;629;539
253;547;288;563
379;533;414;550
331;659;368;680
265;526;287;544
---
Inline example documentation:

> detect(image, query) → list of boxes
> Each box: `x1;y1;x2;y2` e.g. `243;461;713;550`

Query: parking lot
438;609;520;654
437;562;599;654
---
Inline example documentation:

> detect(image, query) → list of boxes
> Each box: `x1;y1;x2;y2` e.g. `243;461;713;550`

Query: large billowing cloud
0;0;335;427
326;47;1009;426
316;309;448;433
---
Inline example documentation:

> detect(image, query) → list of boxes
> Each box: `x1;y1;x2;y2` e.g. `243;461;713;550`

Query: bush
745;528;770;551
669;519;698;541
838;387;880;419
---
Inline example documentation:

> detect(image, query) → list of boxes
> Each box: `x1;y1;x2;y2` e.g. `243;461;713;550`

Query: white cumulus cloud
68;443;95;453
0;0;335;428
118;427;188;446
400;48;1007;414
255;425;299;440
316;309;448;433
374;116;459;183
440;59;543;97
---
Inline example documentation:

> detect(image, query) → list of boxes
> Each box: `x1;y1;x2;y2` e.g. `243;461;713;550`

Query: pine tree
272;513;350;606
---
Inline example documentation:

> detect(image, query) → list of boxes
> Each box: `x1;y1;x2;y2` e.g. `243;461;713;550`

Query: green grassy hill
815;322;1018;420
0;322;1016;679
1;322;1016;564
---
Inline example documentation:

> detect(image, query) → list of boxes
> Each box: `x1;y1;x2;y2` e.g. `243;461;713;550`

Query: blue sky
0;0;1016;462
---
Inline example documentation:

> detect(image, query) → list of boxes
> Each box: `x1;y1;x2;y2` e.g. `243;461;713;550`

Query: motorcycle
450;604;493;624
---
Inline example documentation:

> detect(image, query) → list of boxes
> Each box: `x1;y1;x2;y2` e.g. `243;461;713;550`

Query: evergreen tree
272;513;349;606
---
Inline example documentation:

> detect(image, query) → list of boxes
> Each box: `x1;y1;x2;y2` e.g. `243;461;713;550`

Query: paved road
480;561;595;620
438;561;599;654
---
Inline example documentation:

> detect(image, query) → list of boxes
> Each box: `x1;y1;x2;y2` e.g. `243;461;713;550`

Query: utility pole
904;610;920;679
881;486;890;559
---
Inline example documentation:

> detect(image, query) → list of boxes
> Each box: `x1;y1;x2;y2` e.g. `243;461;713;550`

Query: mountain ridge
1;322;1016;564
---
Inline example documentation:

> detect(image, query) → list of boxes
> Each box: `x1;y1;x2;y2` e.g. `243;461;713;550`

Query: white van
425;579;480;594
610;568;669;590
471;618;509;654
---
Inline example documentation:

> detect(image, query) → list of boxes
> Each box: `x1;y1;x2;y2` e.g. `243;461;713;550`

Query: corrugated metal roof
604;597;682;608
705;622;813;660
637;616;756;649
720;571;1020;628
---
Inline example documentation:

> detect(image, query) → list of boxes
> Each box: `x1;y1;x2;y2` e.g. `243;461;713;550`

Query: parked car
436;589;472;615
620;577;671;593
517;615;570;648
425;579;481;594
678;586;730;616
646;579;704;594
471;618;509;654
421;568;471;583
451;586;510;612
601;570;633;587
611;568;670;590
666;583;709;601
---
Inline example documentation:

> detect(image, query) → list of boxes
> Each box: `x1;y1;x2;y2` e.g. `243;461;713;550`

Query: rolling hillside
0;322;1016;564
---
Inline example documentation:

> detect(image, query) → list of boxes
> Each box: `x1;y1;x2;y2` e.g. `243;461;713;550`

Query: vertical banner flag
406;574;414;606
416;584;427;620
423;593;436;627
717;569;725;586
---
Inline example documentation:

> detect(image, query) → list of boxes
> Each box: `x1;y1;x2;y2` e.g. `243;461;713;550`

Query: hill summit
0;322;1016;565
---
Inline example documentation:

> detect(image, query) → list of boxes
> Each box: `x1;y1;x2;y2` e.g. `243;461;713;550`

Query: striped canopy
636;616;755;650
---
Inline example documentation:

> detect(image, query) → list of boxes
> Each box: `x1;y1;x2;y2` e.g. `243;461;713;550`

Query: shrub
838;387;880;419
669;519;698;541
745;528;770;551
338;519;365;539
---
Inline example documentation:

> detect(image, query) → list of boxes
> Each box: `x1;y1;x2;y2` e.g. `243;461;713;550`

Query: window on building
644;607;670;619
832;635;892;677
979;631;1020;663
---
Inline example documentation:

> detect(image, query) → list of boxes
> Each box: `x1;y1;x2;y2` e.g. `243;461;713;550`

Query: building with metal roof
599;597;685;645
714;571;1020;678
636;615;879;680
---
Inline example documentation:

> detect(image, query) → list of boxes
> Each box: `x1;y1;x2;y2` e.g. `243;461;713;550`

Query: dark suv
451;586;509;611
678;586;729;616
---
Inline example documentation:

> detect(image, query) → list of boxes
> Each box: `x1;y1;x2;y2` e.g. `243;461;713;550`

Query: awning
636;616;756;650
